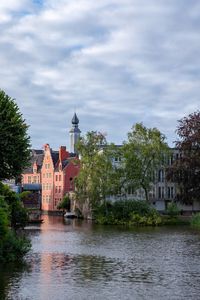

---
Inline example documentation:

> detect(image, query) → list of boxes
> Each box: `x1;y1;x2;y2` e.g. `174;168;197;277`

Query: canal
1;215;200;300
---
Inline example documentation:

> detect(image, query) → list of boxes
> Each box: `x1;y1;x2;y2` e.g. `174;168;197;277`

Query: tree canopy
122;123;169;202
75;131;120;210
167;111;200;204
0;90;30;181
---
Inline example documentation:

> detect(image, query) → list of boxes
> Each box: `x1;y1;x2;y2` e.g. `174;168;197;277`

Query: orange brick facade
22;114;81;212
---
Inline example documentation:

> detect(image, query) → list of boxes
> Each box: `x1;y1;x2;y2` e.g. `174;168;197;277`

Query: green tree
75;131;120;210
0;89;30;181
0;183;28;229
123;123;169;202
57;194;71;211
0;184;30;262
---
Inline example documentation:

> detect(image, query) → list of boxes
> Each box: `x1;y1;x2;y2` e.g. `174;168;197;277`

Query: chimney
59;146;69;162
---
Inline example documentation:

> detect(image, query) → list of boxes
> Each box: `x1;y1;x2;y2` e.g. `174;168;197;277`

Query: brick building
22;113;80;212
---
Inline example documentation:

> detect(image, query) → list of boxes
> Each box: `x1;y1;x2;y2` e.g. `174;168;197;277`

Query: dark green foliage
0;89;31;181
0;182;29;229
10;200;29;229
19;191;32;201
191;213;200;228
167;111;200;204
0;184;30;263
57;195;71;211
0;196;9;239
166;202;180;217
0;230;31;263
94;200;161;226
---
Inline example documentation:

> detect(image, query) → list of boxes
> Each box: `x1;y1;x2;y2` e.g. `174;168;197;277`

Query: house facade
22;113;80;212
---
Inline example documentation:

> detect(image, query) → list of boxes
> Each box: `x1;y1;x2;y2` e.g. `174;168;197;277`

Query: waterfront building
21;113;200;213
22;113;80;212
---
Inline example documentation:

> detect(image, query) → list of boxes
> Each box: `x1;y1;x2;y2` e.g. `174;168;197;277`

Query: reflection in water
0;262;31;300
1;215;200;300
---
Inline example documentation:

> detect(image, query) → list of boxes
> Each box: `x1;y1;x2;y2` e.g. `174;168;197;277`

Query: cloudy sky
0;0;199;149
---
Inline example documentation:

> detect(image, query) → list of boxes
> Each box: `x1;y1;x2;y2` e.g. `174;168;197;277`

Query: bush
0;230;31;263
0;184;31;263
166;202;180;217
191;213;200;228
94;200;161;226
57;195;71;211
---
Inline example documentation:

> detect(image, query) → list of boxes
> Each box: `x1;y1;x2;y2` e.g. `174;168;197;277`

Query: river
1;215;200;300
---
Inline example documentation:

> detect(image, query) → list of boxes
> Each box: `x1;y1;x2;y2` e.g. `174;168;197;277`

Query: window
158;187;161;198
48;163;50;169
33;176;37;183
28;176;31;184
56;175;58;181
59;175;61;181
158;169;164;182
49;173;51;178
58;186;61;193
171;187;174;199
162;187;165;198
43;173;45;178
46;173;49;178
168;187;170;199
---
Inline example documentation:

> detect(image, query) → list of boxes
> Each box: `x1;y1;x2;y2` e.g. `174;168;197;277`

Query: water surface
1;215;200;300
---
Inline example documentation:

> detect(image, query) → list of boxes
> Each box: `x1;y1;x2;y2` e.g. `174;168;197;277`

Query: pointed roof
72;113;79;125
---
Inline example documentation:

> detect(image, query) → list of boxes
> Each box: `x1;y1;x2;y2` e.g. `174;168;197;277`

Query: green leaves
75;132;120;208
0;89;31;180
123;123;169;201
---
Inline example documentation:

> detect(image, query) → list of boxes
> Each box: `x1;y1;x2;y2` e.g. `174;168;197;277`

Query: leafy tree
75;131;120;210
0;182;28;229
57;194;71;211
167;111;200;204
0;89;30;181
123;123;169;202
0;196;9;240
0;184;30;262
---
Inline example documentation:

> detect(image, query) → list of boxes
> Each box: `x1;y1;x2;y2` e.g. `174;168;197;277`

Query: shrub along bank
93;200;192;226
0;183;31;263
94;200;162;226
191;213;200;228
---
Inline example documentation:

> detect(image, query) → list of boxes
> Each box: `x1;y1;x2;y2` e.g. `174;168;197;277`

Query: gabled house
22;113;81;212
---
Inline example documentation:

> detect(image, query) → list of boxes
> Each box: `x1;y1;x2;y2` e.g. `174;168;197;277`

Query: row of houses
20;113;200;213
21;113;80;212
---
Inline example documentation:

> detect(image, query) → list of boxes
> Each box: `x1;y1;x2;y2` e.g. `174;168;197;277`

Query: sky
0;0;200;149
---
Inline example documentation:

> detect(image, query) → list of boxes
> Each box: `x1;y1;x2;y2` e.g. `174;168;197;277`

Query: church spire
69;113;81;154
71;112;79;125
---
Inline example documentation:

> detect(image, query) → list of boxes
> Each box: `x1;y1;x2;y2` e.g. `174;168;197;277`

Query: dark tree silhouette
167;111;200;204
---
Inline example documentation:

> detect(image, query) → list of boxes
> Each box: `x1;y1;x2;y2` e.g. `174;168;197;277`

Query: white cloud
0;0;200;149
